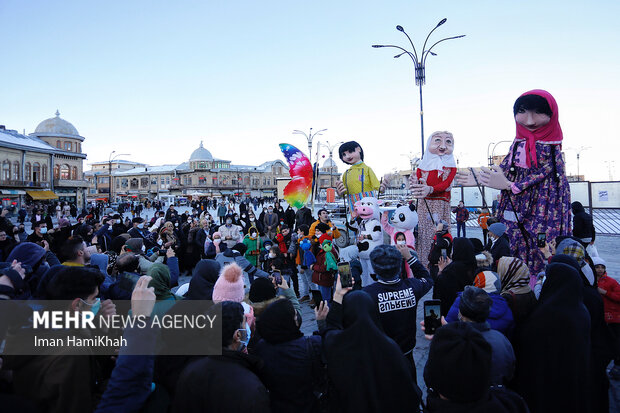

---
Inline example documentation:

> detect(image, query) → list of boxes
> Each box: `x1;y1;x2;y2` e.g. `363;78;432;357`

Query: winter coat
312;248;338;287
95;326;158;413
433;238;477;316
243;234;261;266
218;224;242;248
487;234;511;268
363;256;433;353
425;386;529;413
571;201;596;243
216;249;269;280
469;322;515;386
254;335;323;413
446;293;515;339
173;350;270;413
599;274;620;323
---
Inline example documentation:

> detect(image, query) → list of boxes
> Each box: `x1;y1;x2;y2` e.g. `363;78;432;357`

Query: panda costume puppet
409;132;457;269
335;141;382;217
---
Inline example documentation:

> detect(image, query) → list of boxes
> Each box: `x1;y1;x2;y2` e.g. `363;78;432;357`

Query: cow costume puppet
410;131;457;268
351;197;383;287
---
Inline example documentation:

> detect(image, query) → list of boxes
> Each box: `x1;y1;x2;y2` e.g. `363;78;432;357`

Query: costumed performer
409;131;457;269
456;89;571;275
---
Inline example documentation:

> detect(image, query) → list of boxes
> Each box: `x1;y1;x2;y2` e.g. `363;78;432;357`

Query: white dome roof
190;141;213;161
322;157;338;171
34;110;80;136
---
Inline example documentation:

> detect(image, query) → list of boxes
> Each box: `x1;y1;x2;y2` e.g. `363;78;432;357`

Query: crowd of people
0;191;619;413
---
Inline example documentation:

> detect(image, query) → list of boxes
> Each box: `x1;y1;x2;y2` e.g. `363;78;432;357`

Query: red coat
312;249;338;287
599;274;620;324
417;167;457;202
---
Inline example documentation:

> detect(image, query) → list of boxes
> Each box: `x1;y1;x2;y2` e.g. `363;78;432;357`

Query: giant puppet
409;131;457;268
457;89;571;276
335;141;382;216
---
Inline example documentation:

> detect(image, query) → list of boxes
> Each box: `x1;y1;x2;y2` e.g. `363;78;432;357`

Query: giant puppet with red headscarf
457;89;571;276
409;131;457;268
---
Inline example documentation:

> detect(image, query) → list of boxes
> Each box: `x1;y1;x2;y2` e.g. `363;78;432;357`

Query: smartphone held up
424;300;442;335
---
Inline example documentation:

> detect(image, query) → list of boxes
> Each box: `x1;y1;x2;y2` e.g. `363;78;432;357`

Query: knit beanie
369;244;402;281
232;242;247;255
212;263;245;303
488;222;506;237
473;270;501;294
249;277;277;303
424;322;492;403
459;286;492;322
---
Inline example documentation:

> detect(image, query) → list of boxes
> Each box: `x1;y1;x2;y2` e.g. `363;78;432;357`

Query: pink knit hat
212;263;245;303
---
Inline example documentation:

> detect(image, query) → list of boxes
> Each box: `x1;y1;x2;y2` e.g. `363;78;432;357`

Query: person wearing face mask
110;214;128;238
26;220;51;245
3;267;111;413
263;207;278;240
127;217;155;250
246;212;263;236
242;226;261;267
218;215;242;249
173;301;270;413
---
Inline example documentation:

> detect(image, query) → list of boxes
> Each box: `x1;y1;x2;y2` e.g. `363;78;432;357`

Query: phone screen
441;249;447;259
338;262;352;288
311;290;323;308
424;300;442;335
273;271;282;285
537;232;546;248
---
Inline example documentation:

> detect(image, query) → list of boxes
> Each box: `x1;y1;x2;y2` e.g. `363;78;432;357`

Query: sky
1;0;619;181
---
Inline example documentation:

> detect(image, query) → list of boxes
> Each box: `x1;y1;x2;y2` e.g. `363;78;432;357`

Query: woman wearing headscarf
458;90;571;276
322;289;421;412
550;253;615;413
514;260;591;413
433;237;477;316
185;259;221;301
497;256;536;324
146;263;182;318
159;222;180;252
254;299;324;413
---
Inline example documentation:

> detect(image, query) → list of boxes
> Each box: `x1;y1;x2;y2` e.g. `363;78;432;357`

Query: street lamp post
373;19;465;157
320;140;344;188
293;128;327;164
487;142;495;167
108;151;130;204
491;141;512;165
575;146;590;181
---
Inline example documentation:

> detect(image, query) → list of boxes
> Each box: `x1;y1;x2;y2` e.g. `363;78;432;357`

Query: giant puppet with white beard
409;131;457;268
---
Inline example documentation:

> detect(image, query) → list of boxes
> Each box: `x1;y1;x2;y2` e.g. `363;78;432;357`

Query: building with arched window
85;141;296;202
0;110;88;209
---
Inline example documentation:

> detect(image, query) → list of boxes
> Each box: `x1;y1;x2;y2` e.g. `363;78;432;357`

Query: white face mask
137;223;144;229
397;240;406;245
251;233;257;238
268;253;276;259
141;245;146;252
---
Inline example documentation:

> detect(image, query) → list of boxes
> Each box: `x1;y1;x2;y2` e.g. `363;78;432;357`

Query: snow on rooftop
0;129;56;151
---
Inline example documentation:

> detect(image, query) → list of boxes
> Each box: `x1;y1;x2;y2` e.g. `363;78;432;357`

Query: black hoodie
433;238;477;315
571;201;595;242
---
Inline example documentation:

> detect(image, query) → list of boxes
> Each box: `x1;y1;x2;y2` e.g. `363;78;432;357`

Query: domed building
0;111;88;209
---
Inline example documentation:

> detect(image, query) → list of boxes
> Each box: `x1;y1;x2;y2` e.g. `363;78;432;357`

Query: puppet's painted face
341;146;362;164
515;109;551;131
428;133;454;156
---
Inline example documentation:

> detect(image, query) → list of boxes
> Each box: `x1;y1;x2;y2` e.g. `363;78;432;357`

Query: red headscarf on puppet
515;89;563;168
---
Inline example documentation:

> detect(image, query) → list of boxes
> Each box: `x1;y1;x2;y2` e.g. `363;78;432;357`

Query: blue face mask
237;323;251;348
40;227;47;234
81;297;101;316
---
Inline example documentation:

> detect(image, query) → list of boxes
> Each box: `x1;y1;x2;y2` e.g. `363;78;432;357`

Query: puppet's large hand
410;177;433;199
336;180;346;195
455;169;478;187
478;166;512;190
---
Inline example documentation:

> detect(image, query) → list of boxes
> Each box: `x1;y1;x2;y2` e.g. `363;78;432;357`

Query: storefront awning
26;190;58;200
